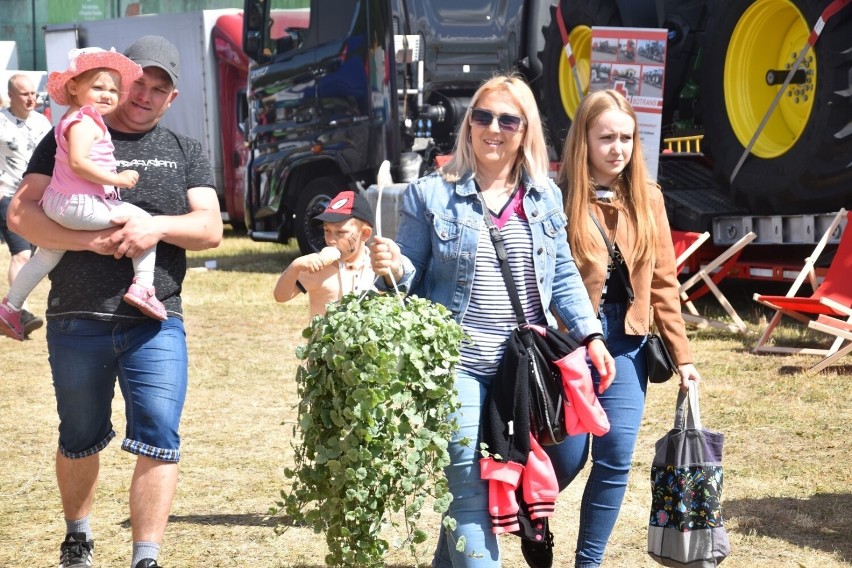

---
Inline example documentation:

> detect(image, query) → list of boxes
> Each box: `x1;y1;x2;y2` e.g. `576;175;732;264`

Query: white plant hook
375;160;403;305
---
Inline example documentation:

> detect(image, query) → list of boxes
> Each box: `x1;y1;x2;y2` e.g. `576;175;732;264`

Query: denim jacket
383;171;602;344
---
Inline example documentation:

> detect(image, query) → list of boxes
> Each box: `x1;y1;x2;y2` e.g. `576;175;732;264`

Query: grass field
1;230;850;567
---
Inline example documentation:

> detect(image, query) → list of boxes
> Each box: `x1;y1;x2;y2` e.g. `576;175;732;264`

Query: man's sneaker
0;298;24;341
58;532;94;567
123;279;167;321
20;309;43;337
134;560;162;568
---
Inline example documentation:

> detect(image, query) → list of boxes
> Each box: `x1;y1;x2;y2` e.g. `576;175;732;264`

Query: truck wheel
702;0;852;214
295;176;346;254
539;0;622;151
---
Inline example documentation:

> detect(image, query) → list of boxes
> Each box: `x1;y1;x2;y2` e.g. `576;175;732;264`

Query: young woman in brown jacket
543;89;702;568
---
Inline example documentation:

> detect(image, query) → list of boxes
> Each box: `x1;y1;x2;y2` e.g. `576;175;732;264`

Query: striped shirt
459;190;545;376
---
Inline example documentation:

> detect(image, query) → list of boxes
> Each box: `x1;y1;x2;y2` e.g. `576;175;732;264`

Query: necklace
473;172;519;215
479;185;515;213
476;173;514;192
337;254;370;295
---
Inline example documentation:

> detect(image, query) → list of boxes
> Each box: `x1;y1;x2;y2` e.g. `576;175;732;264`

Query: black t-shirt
602;243;630;304
25;125;216;321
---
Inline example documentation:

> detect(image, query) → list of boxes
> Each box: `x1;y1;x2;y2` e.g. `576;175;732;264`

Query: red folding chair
672;230;711;275
673;230;756;334
753;208;852;371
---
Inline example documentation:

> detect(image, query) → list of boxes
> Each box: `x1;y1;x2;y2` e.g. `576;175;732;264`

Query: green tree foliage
274;292;464;567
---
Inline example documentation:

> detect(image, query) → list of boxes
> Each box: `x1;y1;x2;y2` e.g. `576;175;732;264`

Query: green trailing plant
273;292;464;567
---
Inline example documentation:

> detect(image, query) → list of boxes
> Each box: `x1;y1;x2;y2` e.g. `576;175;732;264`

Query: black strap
476;189;527;326
588;211;635;304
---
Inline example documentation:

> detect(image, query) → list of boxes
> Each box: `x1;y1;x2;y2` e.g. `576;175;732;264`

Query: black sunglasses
469;108;526;133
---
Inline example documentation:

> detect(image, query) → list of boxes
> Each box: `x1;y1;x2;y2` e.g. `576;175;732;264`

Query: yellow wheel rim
725;0;814;158
558;25;592;121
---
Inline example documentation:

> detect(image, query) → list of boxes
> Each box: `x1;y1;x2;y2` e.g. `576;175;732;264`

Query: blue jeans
545;303;648;568
47;317;188;462
432;369;500;567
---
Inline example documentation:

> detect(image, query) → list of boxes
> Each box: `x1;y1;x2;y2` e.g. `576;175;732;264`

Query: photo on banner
589;26;668;180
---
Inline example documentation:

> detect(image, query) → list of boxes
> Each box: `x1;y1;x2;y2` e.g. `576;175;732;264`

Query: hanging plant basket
274;292;464;567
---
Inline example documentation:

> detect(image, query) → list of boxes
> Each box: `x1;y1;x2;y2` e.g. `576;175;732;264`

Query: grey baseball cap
123;35;180;85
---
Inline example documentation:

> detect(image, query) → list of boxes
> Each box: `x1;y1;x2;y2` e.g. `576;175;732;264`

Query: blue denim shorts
0;196;33;256
47;317;188;462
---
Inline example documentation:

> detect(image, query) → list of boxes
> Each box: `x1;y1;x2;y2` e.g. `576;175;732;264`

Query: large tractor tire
539;0;622;151
295;176;347;254
702;0;852;214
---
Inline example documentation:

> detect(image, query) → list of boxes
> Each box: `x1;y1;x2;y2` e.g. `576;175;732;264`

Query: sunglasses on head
469;108;526;133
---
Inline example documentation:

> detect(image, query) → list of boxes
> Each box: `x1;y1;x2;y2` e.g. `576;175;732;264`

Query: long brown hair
556;89;657;268
441;73;550;185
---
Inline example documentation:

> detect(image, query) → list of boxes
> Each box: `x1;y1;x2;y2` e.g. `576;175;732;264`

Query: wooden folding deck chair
672;230;711;272
806;315;852;372
753;208;852;371
672;230;756;333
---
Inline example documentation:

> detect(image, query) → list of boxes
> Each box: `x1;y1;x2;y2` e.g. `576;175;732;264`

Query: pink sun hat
47;47;143;106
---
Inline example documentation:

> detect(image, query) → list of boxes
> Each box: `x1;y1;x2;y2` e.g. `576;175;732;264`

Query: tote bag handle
673;381;702;431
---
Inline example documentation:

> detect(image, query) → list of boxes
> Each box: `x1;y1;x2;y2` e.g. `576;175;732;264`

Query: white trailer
43;9;248;226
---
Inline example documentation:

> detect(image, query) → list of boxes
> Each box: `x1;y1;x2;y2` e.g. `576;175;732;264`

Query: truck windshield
268;8;311;57
267;0;357;58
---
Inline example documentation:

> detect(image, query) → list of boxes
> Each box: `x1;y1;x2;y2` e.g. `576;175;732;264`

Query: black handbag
507;325;570;446
477;191;577;446
645;333;677;383
589;212;677;383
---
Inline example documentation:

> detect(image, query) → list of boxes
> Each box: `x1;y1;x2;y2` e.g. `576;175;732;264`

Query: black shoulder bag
477;191;581;445
589;212;677;383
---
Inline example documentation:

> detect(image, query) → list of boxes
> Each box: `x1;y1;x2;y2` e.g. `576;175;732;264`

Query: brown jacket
579;186;692;365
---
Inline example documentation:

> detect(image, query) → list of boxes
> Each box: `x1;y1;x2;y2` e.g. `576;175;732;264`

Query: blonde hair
441;73;550;185
556;89;657;268
67;68;122;105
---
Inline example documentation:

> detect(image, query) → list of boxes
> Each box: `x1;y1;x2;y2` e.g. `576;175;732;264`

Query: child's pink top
50;105;119;199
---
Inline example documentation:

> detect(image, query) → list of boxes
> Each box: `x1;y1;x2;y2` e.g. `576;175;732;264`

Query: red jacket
554;343;610;436
480;435;558;534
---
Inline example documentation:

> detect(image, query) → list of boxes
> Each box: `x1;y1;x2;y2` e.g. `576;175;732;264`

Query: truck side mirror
243;0;269;62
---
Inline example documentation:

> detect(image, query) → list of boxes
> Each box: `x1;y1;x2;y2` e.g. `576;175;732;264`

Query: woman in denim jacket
371;74;615;568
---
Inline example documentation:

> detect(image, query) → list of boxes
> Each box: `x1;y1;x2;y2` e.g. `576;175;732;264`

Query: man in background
0;73;52;337
10;36;222;568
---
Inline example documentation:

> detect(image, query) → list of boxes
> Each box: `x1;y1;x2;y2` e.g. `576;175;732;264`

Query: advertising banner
47;0;108;23
588;26;668;180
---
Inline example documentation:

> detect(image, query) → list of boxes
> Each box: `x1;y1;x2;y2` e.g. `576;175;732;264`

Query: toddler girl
0;47;165;341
